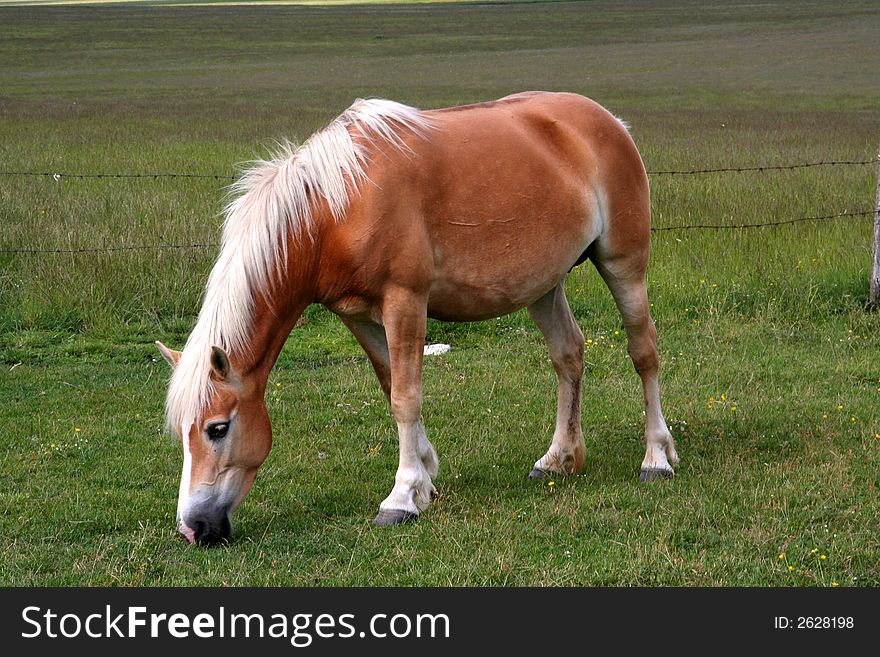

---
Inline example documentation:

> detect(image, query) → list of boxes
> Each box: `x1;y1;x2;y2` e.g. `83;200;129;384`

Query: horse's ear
210;346;232;381
155;341;181;368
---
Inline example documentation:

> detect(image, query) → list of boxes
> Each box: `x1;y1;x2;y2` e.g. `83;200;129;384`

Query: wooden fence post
869;148;880;309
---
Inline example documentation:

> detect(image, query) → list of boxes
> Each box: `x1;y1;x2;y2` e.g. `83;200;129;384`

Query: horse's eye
206;422;229;441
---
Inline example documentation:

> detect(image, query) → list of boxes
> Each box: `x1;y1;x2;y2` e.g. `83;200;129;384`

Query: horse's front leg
373;288;438;526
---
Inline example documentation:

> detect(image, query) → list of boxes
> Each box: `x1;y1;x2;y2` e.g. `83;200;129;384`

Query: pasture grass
1;0;879;586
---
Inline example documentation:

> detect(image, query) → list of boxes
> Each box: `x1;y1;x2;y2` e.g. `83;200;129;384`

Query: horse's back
325;92;649;322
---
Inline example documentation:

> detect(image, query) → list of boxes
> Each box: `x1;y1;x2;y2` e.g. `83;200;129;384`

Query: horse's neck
234;253;317;384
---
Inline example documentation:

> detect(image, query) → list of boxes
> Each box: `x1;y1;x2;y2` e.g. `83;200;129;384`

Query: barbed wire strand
1;209;875;255
0;159;874;181
647;159;875;176
651;209;875;232
0;243;219;254
0;171;235;181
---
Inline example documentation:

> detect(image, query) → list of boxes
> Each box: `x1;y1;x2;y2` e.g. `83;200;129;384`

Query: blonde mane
165;98;431;435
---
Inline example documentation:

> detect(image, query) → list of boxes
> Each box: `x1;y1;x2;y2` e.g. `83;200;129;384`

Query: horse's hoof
639;467;674;482
528;467;548;480
374;509;418;526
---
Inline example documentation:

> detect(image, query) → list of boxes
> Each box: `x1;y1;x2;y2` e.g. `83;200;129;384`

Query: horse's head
156;341;272;545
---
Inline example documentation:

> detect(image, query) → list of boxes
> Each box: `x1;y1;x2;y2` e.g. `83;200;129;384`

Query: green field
2;0;879;586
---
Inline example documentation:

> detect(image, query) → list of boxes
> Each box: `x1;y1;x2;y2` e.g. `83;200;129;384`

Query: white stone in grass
423;343;451;356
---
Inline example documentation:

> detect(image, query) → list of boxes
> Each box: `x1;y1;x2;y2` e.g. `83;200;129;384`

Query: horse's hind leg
592;256;678;481
527;283;586;478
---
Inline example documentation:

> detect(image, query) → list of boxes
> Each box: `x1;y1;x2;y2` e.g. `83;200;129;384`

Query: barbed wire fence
1;157;878;255
2;158;873;182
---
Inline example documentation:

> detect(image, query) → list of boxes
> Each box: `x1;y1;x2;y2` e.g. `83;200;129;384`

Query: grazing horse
156;91;677;545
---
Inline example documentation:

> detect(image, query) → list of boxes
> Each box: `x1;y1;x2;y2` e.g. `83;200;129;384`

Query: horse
156;91;678;545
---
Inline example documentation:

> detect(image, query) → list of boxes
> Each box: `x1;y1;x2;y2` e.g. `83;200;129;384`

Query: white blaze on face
177;420;195;542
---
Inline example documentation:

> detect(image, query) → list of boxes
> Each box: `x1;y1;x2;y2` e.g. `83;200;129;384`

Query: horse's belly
424;200;597;321
425;247;582;321
426;282;551;321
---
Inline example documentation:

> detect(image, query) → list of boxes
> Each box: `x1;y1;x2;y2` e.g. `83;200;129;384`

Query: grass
1;0;879;586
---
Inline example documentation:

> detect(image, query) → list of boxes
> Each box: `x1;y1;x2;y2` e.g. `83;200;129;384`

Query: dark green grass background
1;0;879;585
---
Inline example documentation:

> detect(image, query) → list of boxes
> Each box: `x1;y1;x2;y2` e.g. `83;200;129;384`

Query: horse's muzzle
179;507;232;546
